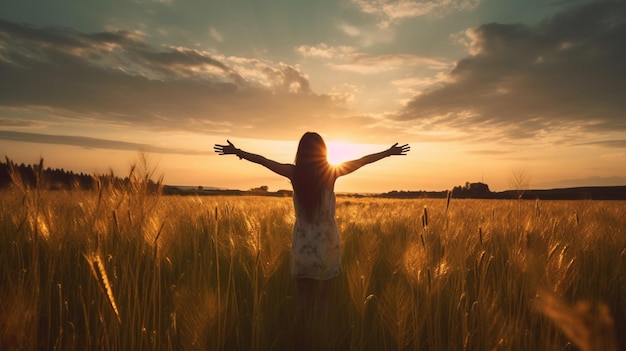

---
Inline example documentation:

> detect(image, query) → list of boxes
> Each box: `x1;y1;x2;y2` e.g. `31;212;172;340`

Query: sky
1;0;625;193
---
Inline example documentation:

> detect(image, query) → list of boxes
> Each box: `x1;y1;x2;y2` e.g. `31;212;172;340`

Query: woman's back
291;188;341;280
293;187;336;224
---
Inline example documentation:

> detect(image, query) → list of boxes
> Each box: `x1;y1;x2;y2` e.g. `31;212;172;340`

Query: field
1;175;625;350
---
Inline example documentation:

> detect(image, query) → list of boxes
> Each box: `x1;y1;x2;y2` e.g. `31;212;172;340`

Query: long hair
292;132;332;222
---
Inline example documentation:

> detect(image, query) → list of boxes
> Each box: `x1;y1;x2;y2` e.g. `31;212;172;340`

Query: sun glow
326;141;372;166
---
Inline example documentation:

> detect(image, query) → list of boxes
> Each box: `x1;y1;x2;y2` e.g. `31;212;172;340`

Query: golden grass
1;176;625;350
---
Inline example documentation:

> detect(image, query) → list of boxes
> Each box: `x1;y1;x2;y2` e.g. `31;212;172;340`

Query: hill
377;182;626;200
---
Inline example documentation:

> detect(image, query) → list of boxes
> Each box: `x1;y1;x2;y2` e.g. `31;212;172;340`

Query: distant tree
1;158;107;191
508;167;531;198
250;185;269;192
276;189;293;197
452;182;492;198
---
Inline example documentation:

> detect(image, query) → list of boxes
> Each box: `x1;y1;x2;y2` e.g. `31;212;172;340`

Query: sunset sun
326;141;355;166
326;141;374;166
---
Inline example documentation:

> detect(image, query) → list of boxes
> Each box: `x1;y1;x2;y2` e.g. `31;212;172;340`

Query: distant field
1;180;624;350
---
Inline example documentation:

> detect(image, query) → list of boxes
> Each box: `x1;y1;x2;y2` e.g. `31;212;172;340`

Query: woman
214;132;409;322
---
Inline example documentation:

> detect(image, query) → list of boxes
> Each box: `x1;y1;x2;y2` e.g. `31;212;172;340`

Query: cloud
0;130;204;155
395;1;626;142
337;22;361;37
209;27;223;43
335;21;394;47
331;53;449;73
352;0;481;28
574;139;626;149
297;43;449;73
0;18;349;140
392;73;448;94
0;116;38;127
296;43;357;59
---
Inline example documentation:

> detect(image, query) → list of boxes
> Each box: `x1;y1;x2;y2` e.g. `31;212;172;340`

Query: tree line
0;158;160;193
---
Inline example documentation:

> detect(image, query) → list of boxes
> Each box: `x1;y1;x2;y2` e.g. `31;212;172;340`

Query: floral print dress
291;189;342;280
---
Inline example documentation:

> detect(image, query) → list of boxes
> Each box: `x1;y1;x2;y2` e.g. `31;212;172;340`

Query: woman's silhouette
214;132;409;331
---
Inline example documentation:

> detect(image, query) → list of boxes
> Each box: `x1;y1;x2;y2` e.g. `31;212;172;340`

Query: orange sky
1;1;626;192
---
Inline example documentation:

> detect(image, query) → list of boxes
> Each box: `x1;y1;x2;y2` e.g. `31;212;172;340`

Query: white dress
291;189;342;280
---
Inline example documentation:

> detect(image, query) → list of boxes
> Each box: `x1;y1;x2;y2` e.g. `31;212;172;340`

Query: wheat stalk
85;252;121;324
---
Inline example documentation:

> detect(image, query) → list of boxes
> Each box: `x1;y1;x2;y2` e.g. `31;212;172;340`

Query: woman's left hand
214;140;240;157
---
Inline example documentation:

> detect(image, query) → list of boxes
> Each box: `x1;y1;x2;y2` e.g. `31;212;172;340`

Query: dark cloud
0;18;347;139
395;1;626;141
0;117;36;127
574;139;626;148
0;130;204;155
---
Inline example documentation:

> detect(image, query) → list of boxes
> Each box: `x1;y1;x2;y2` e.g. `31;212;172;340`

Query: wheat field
1;174;625;350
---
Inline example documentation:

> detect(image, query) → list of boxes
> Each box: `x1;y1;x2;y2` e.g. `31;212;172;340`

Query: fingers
214;140;232;155
213;145;225;155
391;143;410;155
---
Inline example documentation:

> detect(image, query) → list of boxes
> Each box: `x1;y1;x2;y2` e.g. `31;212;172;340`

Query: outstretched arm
335;143;410;177
214;140;293;179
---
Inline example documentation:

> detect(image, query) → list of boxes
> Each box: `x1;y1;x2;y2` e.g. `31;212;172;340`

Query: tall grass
1;167;624;350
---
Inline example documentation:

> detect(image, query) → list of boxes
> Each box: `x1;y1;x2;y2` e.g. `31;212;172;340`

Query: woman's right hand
387;143;410;156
